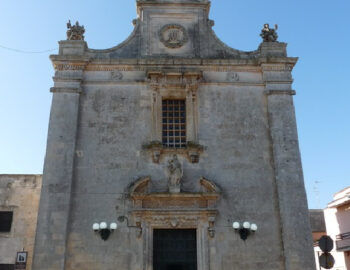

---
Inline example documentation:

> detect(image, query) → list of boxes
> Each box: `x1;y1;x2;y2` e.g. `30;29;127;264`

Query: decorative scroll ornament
260;23;278;42
111;70;123;81
66;20;85;41
159;24;188;48
227;72;240;82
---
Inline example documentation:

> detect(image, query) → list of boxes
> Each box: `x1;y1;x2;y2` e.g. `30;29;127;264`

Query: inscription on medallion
159;24;188;49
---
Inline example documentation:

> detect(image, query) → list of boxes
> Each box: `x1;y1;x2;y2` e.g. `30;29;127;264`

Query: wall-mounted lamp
92;222;117;241
232;221;257;240
117;216;142;238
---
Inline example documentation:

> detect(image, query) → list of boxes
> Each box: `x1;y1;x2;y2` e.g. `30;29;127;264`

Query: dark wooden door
153;229;197;270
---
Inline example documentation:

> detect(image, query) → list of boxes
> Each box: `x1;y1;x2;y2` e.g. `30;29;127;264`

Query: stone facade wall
32;1;315;269
60;73;284;270
0;174;42;270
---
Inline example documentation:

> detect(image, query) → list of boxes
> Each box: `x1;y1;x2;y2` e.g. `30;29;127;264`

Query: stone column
32;41;88;270
262;54;315;269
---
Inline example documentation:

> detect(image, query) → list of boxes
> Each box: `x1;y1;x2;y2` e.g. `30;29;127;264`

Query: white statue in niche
167;155;183;193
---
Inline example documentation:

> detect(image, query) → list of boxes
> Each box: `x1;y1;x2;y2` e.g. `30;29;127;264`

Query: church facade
32;0;315;269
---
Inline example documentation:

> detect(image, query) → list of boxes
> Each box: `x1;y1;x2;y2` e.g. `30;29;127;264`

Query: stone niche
128;176;220;270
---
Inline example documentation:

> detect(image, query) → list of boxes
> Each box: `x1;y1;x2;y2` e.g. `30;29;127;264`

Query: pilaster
148;71;163;142
185;73;200;142
32;41;88;270
262;59;316;270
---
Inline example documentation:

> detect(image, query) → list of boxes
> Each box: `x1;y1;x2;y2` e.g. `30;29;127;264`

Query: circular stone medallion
159;24;188;49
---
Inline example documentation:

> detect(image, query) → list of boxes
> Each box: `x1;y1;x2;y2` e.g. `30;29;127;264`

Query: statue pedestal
259;41;287;57
169;186;180;193
58;40;87;55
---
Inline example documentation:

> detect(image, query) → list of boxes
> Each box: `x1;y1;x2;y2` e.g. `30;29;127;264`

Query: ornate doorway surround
129;177;220;270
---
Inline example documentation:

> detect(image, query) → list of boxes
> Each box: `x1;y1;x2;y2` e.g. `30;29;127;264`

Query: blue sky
0;0;349;209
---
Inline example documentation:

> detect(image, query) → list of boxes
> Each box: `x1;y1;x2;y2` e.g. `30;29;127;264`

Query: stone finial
66;20;85;41
260;23;278;42
167;155;183;193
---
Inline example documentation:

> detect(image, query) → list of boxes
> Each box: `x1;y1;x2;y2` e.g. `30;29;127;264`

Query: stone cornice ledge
50;87;82;94
50;55;90;71
259;57;298;63
260;57;298;71
52;76;82;83
50;55;91;62
87;57;298;66
136;0;210;8
49;56;299;72
264;90;296;96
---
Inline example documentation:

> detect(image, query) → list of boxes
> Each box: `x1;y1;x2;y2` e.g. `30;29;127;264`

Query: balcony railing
336;232;350;251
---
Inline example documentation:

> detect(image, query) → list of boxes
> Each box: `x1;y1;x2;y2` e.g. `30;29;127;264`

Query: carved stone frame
129;177;220;270
135;210;214;270
146;71;203;163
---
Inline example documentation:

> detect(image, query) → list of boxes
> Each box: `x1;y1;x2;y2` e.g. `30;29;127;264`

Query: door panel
153;229;197;270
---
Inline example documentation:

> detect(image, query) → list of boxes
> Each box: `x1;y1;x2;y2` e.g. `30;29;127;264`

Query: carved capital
147;71;162;92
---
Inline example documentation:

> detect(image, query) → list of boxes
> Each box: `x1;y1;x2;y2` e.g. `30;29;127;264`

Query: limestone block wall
0;174;42;270
57;68;281;270
32;1;315;269
33;59;315;270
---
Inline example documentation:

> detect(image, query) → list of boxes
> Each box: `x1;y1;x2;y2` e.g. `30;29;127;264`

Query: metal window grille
0;211;13;232
162;99;186;148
